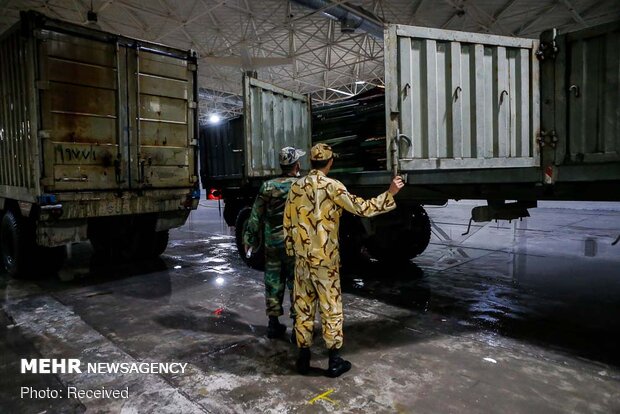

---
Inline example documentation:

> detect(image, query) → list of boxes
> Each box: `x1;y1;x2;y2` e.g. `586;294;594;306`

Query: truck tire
339;212;364;268
224;201;242;227
366;204;431;262
152;230;170;256
234;207;265;270
0;210;35;278
137;230;169;258
38;245;67;275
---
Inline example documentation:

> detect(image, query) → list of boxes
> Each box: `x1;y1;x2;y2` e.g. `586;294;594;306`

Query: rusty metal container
0;11;199;251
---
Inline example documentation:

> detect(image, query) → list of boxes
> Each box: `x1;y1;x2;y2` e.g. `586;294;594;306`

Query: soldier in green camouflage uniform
243;146;306;338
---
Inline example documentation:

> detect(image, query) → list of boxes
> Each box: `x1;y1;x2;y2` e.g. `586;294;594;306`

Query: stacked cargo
311;88;386;172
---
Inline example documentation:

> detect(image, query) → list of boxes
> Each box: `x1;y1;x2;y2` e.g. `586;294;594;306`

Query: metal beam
561;0;587;27
515;2;559;35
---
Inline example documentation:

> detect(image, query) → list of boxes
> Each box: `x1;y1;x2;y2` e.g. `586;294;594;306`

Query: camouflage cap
310;143;338;161
279;146;306;166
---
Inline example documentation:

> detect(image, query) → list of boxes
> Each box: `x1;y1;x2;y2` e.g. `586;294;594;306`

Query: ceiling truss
1;0;618;123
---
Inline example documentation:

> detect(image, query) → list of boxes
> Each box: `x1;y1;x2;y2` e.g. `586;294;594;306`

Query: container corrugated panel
136;49;197;188
244;77;311;177
200;116;244;180
0;27;36;194
32;19;197;192
562;22;620;164
385;25;540;171
38;30;121;191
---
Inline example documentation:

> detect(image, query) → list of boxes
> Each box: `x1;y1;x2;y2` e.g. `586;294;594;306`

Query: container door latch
391;129;411;178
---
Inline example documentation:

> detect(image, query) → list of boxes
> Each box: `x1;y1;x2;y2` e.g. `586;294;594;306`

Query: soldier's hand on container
388;176;405;195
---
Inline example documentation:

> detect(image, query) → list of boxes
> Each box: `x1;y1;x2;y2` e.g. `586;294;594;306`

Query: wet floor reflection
1;201;618;371
341;248;620;366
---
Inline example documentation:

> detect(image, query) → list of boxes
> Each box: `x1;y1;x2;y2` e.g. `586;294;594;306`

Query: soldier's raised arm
330;176;404;218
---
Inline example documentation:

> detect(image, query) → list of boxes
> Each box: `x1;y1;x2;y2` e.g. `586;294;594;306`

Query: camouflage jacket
243;176;299;250
284;169;396;268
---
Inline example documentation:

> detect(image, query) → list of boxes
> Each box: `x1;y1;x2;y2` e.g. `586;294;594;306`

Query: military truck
200;20;620;268
0;12;200;277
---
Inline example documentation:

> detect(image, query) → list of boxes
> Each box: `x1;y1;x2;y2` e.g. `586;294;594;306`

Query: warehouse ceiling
1;0;619;123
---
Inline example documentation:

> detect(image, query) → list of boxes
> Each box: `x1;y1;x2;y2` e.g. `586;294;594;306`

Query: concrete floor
1;200;619;413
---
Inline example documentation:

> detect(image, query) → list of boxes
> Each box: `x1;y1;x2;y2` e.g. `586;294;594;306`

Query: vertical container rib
450;42;462;159
473;44;485;159
518;49;530;157
423;39;438;159
398;37;414;157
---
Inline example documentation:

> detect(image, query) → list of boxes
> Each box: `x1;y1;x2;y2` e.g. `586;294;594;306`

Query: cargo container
200;20;620;268
0;11;200;276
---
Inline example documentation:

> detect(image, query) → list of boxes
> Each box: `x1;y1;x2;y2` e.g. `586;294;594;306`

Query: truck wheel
339;213;364;268
366;204;431;262
137;230;170;258
0;210;35;278
152;230;170;256
224;201;242;227
38;246;67;275
234;207;265;270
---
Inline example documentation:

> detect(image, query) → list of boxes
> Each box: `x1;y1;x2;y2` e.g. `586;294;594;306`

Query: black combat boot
296;347;311;375
327;348;351;378
267;316;286;338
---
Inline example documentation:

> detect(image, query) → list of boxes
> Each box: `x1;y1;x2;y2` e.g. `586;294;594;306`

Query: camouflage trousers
293;258;343;350
264;246;296;318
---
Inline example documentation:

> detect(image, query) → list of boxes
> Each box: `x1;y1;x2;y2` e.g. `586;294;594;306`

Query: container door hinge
188;101;197;109
535;31;558;61
537;130;558;148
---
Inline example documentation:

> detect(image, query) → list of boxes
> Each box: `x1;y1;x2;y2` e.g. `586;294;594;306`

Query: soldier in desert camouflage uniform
284;143;404;377
244;146;306;339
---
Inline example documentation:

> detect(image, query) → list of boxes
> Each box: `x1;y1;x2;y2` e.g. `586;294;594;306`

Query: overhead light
209;114;221;124
355;80;366;85
215;276;225;286
327;87;354;97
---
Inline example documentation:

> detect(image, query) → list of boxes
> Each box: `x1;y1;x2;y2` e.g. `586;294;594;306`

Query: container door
37;31;127;191
384;25;540;172
199;116;245;180
129;48;197;189
562;22;620;164
243;76;312;177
